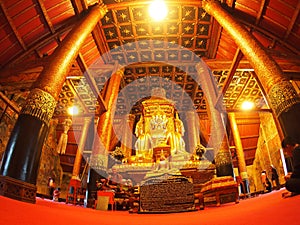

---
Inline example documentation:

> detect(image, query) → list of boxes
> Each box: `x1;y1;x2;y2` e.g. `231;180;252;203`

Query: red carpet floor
0;189;299;225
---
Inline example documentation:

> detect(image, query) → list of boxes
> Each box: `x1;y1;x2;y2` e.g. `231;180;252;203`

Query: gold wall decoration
20;88;56;125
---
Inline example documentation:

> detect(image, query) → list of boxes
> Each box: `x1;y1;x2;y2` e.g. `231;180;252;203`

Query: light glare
149;0;168;21
241;101;254;110
68;106;79;115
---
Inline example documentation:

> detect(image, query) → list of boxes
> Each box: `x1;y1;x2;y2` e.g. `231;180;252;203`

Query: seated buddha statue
134;88;190;163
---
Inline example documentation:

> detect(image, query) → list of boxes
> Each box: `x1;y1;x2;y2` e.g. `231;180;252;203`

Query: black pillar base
86;168;101;208
0;175;36;204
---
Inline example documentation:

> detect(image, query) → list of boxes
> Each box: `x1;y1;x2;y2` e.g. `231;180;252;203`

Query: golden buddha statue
134;88;190;162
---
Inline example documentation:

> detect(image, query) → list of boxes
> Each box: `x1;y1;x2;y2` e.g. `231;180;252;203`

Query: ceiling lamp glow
68;105;79;115
149;0;168;21
241;101;254;111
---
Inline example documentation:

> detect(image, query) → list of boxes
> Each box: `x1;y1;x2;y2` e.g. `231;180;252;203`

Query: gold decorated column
209;106;234;176
228;112;250;195
185;111;201;153
93;68;124;154
120;114;135;160
203;0;300;140
196;61;234;177
87;69;123;207
34;4;108;100
0;3;107;203
71;117;92;180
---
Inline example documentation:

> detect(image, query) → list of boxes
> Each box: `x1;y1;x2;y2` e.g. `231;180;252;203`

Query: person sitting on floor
96;178;110;191
126;180;140;213
281;136;300;198
52;187;61;202
107;166;123;192
270;165;280;190
261;170;272;193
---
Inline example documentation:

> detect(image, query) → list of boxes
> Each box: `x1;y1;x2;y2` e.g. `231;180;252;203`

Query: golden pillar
87;69;123;207
202;0;285;94
93;68;124;154
121;114;135;160
196;61;234;176
72;117;92;180
209;105;233;176
0;3;107;203
202;0;300;140
185;111;200;153
34;4;108;100
228;112;250;194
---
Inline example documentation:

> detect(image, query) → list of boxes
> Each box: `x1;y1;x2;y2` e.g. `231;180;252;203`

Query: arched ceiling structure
0;0;299;173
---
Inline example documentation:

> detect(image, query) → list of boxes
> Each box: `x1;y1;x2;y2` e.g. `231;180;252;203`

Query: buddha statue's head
151;87;166;99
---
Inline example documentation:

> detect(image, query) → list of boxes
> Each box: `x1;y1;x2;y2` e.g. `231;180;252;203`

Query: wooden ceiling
0;0;299;173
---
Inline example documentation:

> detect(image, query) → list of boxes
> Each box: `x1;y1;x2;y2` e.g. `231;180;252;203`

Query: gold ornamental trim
21;88;56;125
268;81;300;116
215;149;232;167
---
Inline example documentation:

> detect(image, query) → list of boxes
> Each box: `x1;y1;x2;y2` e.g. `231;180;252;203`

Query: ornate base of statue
139;174;196;213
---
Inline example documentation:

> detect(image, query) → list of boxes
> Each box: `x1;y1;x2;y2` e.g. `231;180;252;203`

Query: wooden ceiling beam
35;0;59;59
0;2;26;51
235;118;261;124
70;0;88;14
0;67;81;86
215;49;243;109
255;0;267;25
92;24;112;62
284;0;300;40
60;152;76;157
240;135;259;140
36;0;55;34
0;58;48;79
60;162;75;167
204;58;300;72
237;19;300;55
207;18;222;58
0;15;80;69
1;57;297;84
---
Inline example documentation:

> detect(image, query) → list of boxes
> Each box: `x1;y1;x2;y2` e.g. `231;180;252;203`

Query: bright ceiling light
68;105;79;115
148;0;168;21
241;101;254;110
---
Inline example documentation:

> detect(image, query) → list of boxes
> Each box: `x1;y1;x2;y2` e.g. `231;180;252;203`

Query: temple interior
0;0;300;217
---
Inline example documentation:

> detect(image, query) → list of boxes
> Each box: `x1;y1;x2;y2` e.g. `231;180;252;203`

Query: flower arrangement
111;146;125;161
195;144;206;159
